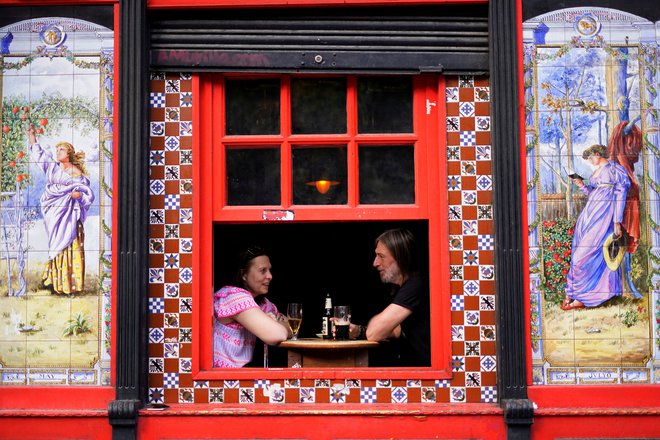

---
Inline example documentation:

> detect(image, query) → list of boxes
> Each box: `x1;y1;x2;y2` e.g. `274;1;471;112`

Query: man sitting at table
351;228;430;366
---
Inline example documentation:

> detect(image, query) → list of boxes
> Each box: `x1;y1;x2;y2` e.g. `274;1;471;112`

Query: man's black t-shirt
391;274;430;366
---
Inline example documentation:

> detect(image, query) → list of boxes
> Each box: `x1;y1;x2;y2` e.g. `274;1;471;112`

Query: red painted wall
532;415;660;440
138;407;506;439
0;416;111;440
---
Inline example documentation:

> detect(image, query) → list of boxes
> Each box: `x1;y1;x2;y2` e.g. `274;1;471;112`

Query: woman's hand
71;191;81;200
267;312;283;323
267;312;287;324
268;312;292;337
26;124;37;145
571;177;585;188
614;222;622;237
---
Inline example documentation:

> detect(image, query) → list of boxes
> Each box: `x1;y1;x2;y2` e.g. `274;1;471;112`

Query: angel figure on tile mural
27;124;95;295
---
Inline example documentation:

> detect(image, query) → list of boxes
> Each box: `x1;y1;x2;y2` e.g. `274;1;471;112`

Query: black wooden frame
110;1;150;439
489;0;534;438
111;0;533;439
149;6;489;74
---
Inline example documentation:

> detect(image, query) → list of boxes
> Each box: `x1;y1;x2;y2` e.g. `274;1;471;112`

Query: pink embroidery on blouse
212;286;281;368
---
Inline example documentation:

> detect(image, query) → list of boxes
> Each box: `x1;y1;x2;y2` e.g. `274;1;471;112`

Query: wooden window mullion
281;76;292;207
346;76;358;207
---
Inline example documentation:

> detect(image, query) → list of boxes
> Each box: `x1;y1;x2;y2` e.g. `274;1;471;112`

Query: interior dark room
213;220;430;367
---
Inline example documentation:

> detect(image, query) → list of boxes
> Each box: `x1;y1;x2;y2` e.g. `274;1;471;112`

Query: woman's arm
233;308;289;345
26;125;54;174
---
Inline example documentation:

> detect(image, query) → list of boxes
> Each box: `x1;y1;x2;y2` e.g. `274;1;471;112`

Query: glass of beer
287;303;303;340
333;306;351;340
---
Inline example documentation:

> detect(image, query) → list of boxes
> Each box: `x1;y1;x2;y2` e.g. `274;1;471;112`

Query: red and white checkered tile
148;73;496;404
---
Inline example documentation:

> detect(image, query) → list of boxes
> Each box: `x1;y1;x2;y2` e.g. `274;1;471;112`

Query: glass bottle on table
321;293;333;339
287;303;303;340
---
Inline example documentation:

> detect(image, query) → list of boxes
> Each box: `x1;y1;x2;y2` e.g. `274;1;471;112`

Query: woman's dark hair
582;144;609;160
375;228;418;280
235;245;269;287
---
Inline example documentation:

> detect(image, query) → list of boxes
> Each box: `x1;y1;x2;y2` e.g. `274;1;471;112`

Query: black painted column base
502;398;534;440
109;399;141;440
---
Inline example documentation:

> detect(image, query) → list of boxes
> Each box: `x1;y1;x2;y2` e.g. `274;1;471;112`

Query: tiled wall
523;7;660;384
0;15;113;386
147;73;496;404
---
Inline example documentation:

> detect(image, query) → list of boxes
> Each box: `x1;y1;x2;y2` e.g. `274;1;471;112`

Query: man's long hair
375;228;418;280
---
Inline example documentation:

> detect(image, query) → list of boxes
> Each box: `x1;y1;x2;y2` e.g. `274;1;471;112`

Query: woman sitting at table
213;246;290;368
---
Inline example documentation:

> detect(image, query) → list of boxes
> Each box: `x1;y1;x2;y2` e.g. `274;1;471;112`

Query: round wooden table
279;338;379;367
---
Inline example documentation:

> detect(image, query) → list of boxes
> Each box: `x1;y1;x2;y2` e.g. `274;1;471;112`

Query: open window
194;74;450;379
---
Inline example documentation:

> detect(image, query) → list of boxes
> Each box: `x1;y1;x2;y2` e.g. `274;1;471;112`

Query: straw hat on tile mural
603;233;626;272
523;8;657;378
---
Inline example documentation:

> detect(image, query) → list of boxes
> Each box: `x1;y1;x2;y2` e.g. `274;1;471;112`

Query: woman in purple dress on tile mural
27;124;95;294
562;144;641;310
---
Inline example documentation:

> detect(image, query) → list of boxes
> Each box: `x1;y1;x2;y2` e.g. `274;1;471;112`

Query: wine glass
287;303;303;341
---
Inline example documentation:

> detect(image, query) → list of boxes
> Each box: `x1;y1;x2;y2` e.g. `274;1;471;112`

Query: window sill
139;402;502;416
193;367;452;381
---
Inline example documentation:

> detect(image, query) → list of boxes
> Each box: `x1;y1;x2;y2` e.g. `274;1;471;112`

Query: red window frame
193;73;451;379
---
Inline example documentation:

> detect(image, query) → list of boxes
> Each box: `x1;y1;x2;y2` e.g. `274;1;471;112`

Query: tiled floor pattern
147;73;496;404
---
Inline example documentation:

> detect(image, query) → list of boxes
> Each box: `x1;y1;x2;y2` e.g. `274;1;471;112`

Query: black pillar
489;0;535;438
109;0;150;439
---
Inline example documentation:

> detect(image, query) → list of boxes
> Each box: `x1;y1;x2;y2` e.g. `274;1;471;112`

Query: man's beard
380;263;400;284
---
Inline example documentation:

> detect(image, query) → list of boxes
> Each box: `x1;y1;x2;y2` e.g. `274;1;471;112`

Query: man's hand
348;323;360;339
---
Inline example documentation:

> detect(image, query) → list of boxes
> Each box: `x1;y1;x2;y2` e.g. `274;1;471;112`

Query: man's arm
366;303;411;341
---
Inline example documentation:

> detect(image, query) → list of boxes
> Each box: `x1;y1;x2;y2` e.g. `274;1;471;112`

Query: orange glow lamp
306;179;340;194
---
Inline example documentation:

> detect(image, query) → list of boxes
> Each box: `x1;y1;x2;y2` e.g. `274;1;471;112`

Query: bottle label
321;317;329;336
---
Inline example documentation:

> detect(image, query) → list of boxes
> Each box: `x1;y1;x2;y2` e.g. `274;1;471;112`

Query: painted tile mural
147;73;496;404
0;16;113;385
523;8;660;384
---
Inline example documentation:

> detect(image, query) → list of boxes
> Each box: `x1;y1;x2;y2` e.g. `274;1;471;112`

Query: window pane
225;79;280;135
292;146;347;205
291;78;346;134
357;77;413;133
359;145;414;204
226;147;280;205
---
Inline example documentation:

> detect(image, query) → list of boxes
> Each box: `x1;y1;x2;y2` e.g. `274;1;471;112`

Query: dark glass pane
357;77;413;133
226;147;280;205
291;78;346;134
292;146;347;205
225;79;280;135
359;145;414;204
